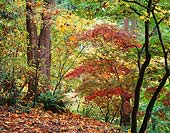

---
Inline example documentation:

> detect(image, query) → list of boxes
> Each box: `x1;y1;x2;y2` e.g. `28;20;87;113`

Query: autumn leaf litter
0;106;121;133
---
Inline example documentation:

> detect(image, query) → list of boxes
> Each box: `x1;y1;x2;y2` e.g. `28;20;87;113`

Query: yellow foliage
128;129;131;133
139;11;150;21
55;12;94;33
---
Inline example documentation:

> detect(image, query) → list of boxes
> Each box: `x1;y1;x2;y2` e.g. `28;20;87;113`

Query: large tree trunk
25;0;38;101
39;0;55;91
25;0;55;100
122;17;134;127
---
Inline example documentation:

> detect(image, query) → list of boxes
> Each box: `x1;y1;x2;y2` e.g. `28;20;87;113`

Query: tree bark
130;19;136;35
25;0;55;100
25;0;38;101
120;99;131;127
124;18;136;35
131;0;152;132
139;5;170;132
39;0;55;91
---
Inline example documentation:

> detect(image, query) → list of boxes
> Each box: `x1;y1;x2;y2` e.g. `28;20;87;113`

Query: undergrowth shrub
38;90;67;113
0;73;21;106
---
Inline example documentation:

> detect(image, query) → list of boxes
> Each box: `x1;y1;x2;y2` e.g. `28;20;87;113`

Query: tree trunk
124;18;136;35
25;0;55;100
139;6;170;132
25;0;38;101
139;72;170;133
120;98;131;127
130;19;136;35
131;0;152;132
124;18;129;32
39;0;55;91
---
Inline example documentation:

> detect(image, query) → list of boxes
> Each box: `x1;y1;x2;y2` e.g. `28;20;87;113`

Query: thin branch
56;51;69;87
129;6;142;16
139;72;170;132
114;67;123;90
123;0;148;10
19;79;28;93
40;45;58;59
99;107;105;116
110;105;121;123
63;46;85;77
151;9;168;71
123;44;143;71
133;16;165;72
54;46;85;93
149;17;165;38
139;7;170;132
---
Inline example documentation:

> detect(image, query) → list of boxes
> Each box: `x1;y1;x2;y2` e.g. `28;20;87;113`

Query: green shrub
38;90;67;113
0;90;20;106
0;70;20;106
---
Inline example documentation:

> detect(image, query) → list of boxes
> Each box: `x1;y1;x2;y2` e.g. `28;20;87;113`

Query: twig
123;0;148;10
54;46;85;93
151;9;168;71
129;6;142;16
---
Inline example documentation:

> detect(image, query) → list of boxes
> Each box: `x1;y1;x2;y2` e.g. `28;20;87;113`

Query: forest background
0;0;170;132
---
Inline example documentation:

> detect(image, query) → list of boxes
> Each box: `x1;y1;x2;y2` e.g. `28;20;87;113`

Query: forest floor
0;106;121;133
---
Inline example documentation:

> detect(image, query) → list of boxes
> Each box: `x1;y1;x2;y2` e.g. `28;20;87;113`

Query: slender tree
123;0;170;132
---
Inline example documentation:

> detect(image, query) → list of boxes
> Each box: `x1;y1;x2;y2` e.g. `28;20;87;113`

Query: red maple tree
65;24;139;125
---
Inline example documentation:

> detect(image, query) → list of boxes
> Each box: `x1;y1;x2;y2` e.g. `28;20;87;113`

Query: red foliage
76;24;141;49
65;66;85;78
85;87;132;101
146;87;156;93
65;59;131;78
162;99;170;106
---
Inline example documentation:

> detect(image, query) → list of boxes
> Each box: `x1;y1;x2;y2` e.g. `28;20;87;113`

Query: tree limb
139;71;170;132
131;0;152;132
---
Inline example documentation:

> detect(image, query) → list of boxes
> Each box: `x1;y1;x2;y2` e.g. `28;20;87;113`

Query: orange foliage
0;107;117;132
